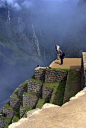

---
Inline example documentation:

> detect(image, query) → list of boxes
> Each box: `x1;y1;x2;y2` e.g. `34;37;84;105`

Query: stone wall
45;68;67;83
3;107;16;118
20;107;26;118
8;88;86;128
81;52;86;88
42;86;53;99
23;93;38;108
10;97;21;109
0;63;69;127
0;118;7;127
35;67;46;80
27;81;43;96
18;81;27;98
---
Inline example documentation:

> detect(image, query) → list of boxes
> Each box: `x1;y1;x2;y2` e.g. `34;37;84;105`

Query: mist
0;0;33;10
0;0;86;109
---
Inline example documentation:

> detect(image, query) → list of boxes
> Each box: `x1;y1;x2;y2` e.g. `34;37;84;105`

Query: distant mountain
0;2;55;109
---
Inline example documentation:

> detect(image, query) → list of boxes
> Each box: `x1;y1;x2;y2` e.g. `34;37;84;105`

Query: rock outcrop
8;87;86;128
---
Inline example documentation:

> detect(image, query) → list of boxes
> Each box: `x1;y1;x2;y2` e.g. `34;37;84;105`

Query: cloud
22;1;33;9
6;0;15;5
0;0;33;10
0;0;21;10
0;0;17;5
13;2;22;11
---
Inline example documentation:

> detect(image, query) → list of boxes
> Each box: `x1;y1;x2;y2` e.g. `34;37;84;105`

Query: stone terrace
8;52;86;128
1;52;86;128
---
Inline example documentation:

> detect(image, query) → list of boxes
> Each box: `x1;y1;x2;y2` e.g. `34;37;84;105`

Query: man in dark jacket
59;50;65;65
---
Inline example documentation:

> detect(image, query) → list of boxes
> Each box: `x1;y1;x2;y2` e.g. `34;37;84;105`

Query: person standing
55;45;60;60
59;49;64;65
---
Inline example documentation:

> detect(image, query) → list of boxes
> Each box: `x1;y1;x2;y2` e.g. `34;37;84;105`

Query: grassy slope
63;69;81;103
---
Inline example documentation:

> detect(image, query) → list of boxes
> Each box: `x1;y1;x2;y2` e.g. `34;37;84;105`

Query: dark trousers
60;55;63;64
61;58;63;64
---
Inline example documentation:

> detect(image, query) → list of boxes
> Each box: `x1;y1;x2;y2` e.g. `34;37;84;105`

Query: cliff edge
8;54;86;128
8;87;86;128
50;58;81;69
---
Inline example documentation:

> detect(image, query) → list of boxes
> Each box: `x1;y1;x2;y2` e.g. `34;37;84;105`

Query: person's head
37;65;40;67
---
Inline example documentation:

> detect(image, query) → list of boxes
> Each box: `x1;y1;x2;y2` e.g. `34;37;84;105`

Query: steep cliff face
0;7;42;62
0;4;51;110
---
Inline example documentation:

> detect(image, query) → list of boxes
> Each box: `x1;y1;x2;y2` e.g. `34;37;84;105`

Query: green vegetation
43;80;66;106
50;81;66;106
3;101;19;112
11;88;19;99
0;67;82;127
13;111;20;123
63;69;81;103
19;81;28;93
36;99;50;109
4;101;14;110
52;68;70;72
43;82;58;88
4;118;12;128
0;109;3;114
29;75;42;83
19;81;28;88
4;101;10;107
24;92;37;97
4;101;11;109
23;107;34;118
0;117;12;128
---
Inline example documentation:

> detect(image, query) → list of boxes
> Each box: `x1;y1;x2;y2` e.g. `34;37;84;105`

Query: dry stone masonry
23;93;38;108
42;86;53;99
0;66;69;127
10;97;21;109
18;81;28;98
3;63;84;127
28;81;43;96
0;118;7;127
35;67;46;80
3;107;16;118
1;53;86;128
20;107;26;118
45;68;67;83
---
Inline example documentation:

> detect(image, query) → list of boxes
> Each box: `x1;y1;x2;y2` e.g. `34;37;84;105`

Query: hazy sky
0;0;33;10
0;0;80;10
